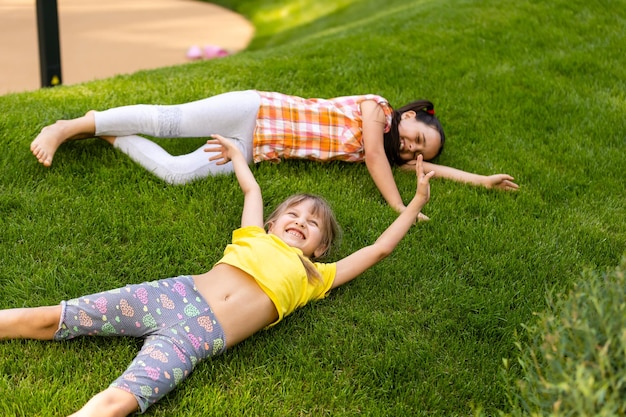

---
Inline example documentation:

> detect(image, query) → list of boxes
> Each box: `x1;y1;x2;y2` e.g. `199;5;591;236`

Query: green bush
502;257;626;416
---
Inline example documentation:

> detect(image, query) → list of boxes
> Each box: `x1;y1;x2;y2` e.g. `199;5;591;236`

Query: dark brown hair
383;100;446;166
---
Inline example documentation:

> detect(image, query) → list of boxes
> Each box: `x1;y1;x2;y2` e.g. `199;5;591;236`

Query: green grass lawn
1;0;625;415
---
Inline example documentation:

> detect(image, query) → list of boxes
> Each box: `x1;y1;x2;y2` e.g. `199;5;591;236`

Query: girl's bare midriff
192;264;278;348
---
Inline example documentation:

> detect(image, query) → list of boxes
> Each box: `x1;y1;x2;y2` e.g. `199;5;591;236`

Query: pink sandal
203;45;230;59
186;45;203;60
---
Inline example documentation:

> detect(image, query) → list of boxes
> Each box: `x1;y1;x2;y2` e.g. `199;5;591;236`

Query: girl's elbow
243;183;261;195
374;248;393;261
365;149;385;163
371;238;396;255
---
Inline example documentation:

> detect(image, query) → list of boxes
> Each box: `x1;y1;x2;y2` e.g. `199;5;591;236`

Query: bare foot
30;112;96;167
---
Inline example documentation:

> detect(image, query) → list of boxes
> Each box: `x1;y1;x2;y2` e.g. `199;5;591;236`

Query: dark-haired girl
30;90;517;215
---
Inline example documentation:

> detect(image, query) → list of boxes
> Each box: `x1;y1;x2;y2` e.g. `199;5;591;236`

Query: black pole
36;0;62;88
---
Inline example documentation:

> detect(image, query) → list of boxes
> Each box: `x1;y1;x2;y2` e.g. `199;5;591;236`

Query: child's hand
204;134;241;165
414;154;435;203
482;174;519;191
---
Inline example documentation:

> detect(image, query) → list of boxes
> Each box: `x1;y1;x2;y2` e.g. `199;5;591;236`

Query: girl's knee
23;306;62;340
97;388;140;416
39;305;62;328
73;388;139;417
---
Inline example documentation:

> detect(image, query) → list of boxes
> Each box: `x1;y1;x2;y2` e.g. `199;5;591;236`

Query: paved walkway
0;0;254;95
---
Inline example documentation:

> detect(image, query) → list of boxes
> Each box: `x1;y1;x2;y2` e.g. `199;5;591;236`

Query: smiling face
267;199;327;258
397;111;442;162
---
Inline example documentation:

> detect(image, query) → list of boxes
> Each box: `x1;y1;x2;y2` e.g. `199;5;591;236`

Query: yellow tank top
217;226;336;325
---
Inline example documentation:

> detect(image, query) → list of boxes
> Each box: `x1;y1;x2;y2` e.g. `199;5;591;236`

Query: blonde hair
265;194;341;282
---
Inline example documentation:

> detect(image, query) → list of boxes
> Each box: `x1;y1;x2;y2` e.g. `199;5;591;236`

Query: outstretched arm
401;160;519;191
360;102;431;221
332;155;435;288
360;100;407;212
205;135;264;228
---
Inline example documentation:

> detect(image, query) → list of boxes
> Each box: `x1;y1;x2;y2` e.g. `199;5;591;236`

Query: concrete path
0;0;254;95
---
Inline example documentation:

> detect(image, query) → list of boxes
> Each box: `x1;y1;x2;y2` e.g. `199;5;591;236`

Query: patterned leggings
54;275;226;413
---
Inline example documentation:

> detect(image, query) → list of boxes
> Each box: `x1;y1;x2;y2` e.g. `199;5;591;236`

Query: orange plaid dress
253;92;393;163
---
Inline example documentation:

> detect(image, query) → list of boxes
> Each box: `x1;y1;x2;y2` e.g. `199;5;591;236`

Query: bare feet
30;112;97;167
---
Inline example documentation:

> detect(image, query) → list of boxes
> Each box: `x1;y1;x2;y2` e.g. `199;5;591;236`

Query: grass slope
1;0;625;415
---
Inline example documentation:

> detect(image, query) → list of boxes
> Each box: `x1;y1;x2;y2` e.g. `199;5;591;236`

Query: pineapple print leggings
53;275;226;413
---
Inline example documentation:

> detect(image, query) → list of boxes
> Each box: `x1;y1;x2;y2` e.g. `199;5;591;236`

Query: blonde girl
8;134;434;416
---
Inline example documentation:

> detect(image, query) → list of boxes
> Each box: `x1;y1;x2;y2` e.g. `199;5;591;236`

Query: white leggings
94;90;261;185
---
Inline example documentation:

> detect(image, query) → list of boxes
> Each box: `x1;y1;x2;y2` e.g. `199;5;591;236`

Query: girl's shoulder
358;96;394;128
